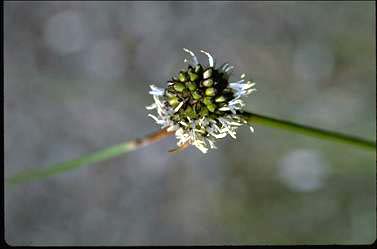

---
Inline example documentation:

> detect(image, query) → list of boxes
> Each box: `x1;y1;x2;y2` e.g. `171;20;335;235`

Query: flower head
146;48;256;153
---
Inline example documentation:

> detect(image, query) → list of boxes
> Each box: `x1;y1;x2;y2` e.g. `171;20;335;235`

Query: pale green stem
6;111;375;186
240;111;376;151
6;128;174;186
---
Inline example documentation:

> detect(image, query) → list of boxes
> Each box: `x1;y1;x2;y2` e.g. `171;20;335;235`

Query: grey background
4;1;376;245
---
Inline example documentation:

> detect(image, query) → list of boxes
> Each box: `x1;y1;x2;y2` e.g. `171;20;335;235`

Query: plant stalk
6;128;175;185
240;111;376;151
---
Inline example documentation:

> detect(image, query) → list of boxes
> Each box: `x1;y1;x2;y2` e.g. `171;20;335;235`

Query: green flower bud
209;113;217;119
178;72;188;82
199;106;209;116
203;96;213;106
194;64;203;74
188;71;199;82
165;90;175;98
205;87;216;96
192;90;202;100
194;102;202;112
215;95;226;102
203;68;213;79
186;81;197;91
202;79;213;87
180;90;191;100
184;105;196;118
168;96;179;107
207;103;216;112
174;82;186;92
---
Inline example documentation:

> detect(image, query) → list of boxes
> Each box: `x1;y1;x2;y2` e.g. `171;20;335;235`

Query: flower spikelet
146;48;256;153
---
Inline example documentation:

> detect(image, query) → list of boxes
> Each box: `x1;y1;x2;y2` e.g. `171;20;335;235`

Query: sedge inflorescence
146;48;256;153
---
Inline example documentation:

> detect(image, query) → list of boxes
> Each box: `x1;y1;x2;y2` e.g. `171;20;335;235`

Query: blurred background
4;1;376;245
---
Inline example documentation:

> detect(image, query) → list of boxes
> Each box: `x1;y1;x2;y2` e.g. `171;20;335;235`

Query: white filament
183;48;199;65
200;50;214;67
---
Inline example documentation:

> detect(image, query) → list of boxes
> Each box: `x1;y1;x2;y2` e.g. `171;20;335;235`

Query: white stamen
224;65;234;72
148;114;165;125
167;125;179;132
207;138;217;149
221;63;229;71
149;85;165;96
174;101;184;112
145;103;156;110
194;143;208;153
183;48;199;65
229;79;245;85
219;106;230;111
211;132;227;139
194;128;206;134
180;121;188;127
246;88;257;94
200;50;214;67
229;98;245;108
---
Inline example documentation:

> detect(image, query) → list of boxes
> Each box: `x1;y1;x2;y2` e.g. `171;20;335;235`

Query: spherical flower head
146;48;256;153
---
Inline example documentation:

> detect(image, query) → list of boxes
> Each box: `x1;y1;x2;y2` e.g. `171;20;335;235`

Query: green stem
240;111;376;151
6;128;174;186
